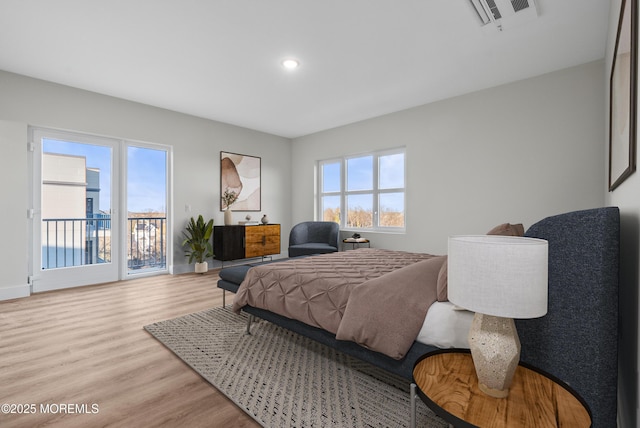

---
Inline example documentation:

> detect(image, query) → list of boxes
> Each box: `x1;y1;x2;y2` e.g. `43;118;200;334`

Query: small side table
342;238;370;250
411;349;591;428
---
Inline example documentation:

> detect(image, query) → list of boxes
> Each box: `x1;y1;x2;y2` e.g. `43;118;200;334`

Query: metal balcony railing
41;216;166;272
128;217;166;271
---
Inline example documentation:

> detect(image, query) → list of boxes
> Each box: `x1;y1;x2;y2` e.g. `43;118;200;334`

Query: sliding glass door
30;128;171;292
125;145;168;276
31;128;120;292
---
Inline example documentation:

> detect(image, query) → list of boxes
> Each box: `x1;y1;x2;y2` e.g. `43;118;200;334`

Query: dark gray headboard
517;207;619;428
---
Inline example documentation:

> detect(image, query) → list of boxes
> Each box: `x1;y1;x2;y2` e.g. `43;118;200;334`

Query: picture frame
220;151;261;211
609;0;638;191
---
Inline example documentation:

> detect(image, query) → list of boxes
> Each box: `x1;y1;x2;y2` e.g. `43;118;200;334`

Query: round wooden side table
411;349;591;428
342;238;370;250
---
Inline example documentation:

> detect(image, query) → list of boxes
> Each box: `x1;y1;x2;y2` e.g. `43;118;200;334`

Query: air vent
469;0;538;31
486;0;502;20
511;0;530;13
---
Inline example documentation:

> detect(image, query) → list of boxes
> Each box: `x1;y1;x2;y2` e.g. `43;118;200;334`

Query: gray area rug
144;307;447;428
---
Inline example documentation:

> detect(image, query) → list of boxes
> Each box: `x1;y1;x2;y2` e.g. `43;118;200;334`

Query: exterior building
41;153;103;268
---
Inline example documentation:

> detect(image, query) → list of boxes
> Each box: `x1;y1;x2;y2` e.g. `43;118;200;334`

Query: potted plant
182;215;214;273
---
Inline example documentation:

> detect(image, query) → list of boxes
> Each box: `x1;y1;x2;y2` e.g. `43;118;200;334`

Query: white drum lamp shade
448;235;548;398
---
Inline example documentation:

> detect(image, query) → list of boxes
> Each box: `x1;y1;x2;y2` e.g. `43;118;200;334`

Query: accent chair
288;221;340;257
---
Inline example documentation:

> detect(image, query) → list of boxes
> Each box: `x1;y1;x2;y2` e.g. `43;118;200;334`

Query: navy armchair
288;221;340;257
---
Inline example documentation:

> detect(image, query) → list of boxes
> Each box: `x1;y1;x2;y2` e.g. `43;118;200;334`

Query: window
318;148;405;232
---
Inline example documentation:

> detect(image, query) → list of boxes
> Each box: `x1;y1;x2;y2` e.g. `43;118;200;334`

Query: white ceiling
0;0;611;138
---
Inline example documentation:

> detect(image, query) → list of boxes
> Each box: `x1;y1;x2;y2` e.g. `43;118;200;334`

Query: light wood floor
0;271;261;428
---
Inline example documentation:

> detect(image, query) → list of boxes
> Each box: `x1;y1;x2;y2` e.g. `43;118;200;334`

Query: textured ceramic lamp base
468;313;521;398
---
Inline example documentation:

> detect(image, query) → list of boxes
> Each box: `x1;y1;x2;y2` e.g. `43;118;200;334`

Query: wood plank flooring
0;271;260;428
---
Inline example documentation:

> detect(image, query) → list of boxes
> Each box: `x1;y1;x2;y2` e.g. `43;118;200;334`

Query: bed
217;207;619;428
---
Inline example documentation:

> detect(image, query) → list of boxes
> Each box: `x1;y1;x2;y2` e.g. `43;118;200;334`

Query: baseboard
172;264;194;275
0;283;31;301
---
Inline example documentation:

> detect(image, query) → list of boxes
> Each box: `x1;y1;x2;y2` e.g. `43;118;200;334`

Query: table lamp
447;235;548;398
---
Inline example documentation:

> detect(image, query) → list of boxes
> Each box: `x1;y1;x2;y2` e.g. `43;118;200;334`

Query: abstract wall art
609;0;637;191
220;151;261;211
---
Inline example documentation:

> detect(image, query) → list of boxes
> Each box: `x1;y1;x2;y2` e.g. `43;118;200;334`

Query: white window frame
317;147;406;233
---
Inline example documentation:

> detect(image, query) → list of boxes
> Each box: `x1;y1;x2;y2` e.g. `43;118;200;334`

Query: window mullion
373;153;379;227
340;159;346;227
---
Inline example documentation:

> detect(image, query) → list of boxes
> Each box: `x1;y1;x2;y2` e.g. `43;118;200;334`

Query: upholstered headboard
517;207;619;428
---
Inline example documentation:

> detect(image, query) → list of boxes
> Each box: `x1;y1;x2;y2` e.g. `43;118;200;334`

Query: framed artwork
220;151;261;211
609;0;637;191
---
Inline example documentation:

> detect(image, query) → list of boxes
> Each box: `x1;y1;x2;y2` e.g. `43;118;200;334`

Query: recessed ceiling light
282;59;300;70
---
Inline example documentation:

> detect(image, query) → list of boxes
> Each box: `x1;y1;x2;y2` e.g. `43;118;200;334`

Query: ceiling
0;0;611;138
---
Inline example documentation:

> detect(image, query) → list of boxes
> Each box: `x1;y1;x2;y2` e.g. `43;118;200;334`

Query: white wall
0;121;29;299
605;1;639;427
0;70;292;299
292;61;606;255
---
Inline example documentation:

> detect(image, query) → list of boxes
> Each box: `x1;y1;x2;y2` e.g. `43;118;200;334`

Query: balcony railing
128;217;166;271
41;216;166;272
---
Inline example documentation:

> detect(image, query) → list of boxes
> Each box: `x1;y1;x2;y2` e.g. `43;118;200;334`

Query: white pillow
416;301;474;348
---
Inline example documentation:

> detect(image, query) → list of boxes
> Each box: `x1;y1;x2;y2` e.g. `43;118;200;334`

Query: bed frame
217;207;619;428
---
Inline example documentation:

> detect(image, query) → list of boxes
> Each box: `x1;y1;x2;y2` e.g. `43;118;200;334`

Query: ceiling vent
469;0;538;31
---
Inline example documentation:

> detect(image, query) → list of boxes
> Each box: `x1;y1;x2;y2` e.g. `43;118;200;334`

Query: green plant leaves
182;214;214;264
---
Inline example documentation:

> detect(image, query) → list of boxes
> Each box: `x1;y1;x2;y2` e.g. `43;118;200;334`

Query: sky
43;139;166;213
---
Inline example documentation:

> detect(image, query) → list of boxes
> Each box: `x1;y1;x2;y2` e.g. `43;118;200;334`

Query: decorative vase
194;261;208;274
261;214;269;225
224;208;233;225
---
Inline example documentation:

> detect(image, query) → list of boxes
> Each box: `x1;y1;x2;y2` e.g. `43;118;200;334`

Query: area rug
144;307;447;428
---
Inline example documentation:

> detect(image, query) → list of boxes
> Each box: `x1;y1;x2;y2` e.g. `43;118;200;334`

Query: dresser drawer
245;225;280;258
214;224;280;261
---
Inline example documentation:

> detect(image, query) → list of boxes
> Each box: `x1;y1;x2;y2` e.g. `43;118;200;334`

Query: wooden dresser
213;224;281;261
